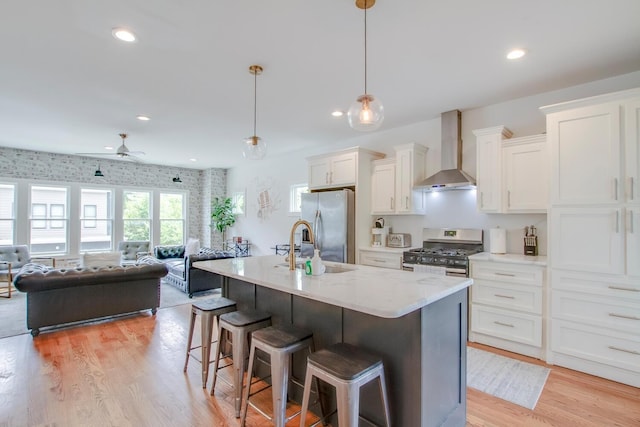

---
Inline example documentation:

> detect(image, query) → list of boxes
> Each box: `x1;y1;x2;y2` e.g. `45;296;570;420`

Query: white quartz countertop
194;255;472;319
468;252;548;266
359;246;407;253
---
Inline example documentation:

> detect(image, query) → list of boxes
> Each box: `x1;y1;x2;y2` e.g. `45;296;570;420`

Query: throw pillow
83;252;122;268
185;238;200;256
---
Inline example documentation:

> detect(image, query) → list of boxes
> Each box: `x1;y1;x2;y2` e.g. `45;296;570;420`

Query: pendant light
243;64;267;160
348;0;384;131
94;164;104;177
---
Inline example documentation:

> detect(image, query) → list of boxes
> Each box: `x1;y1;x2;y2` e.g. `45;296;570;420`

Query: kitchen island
195;255;472;427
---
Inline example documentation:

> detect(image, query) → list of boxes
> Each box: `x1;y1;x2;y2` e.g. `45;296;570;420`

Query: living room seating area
153;243;235;297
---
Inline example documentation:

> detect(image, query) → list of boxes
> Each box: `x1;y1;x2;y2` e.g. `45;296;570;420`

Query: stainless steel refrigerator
300;189;355;263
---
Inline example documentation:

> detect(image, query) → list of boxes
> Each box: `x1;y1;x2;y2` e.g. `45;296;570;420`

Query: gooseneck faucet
288;219;315;270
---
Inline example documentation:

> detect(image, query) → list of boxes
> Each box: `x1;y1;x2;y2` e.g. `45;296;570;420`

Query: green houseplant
211;197;236;244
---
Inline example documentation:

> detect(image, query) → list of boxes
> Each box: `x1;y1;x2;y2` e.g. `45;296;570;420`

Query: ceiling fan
77;133;145;162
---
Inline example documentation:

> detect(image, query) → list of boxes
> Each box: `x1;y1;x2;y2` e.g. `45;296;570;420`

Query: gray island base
195;255;471;426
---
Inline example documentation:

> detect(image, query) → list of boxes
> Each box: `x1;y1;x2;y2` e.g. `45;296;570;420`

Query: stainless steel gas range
402;228;484;277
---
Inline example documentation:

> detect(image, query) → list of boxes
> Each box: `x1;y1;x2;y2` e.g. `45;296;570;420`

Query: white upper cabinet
503;135;548;213
546;102;622;205
308;150;358;190
394;143;427;214
474;126;510;212
370;159;396;214
370;143;427;215
474;126;547;213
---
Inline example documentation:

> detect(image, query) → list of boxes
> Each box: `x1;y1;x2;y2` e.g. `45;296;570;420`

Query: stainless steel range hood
415;109;476;191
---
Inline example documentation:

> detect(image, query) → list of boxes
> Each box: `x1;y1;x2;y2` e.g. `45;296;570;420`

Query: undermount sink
274;263;353;274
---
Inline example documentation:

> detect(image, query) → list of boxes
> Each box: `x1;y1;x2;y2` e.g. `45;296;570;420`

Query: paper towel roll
490;228;507;254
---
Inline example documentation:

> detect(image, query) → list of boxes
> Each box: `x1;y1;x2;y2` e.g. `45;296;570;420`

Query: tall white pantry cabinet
541;87;640;388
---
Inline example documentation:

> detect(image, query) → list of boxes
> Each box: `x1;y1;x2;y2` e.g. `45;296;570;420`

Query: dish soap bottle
311;249;325;276
305;258;312;275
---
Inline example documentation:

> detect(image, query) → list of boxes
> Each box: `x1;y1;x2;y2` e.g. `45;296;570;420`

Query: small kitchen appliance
402;228;483;277
388;233;412;248
371;226;389;247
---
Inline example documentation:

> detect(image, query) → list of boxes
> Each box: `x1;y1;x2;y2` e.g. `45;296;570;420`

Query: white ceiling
1;0;639;170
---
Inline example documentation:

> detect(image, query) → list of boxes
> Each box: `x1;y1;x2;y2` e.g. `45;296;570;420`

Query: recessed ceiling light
331;110;344;117
112;27;136;42
189;158;197;162
104;146;114;150
136;115;150;121
507;48;526;60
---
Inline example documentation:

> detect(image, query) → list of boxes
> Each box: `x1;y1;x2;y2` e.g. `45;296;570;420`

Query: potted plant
211;197;236;244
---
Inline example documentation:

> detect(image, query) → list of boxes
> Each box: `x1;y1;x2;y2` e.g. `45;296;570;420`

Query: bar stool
210;310;272;417
240;324;315;427
183;297;237;388
299;343;391;427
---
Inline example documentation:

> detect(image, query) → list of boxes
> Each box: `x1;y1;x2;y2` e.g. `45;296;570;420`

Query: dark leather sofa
153;245;235;297
13;260;168;336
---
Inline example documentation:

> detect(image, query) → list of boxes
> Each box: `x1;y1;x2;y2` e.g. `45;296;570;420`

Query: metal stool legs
210;310;272;418
183;298;237;388
240;325;315;427
299;343;391;427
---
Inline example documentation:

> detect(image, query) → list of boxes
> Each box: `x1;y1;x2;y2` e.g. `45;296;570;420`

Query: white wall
227;71;640;256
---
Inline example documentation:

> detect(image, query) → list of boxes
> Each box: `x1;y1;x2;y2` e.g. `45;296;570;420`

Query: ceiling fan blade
76;152;119;156
126;154;145;163
127;151;145;156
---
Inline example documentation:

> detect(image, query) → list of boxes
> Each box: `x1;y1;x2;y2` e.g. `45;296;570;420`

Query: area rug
467;346;550;410
0;281;218;339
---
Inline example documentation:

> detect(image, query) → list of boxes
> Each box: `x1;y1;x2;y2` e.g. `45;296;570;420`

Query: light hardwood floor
0;304;638;426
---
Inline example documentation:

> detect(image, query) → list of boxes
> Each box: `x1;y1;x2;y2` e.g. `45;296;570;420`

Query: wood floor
0;304;638;427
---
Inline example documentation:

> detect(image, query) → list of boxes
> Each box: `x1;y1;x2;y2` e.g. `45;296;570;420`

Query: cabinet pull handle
372;258;387;263
608;285;640;292
608;346;640;355
405;196;409;209
507;190;511;207
614;178;619;200
631;177;635;201
630;209;634;233
609;313;640;321
494;294;515;299
495;272;516;277
329;171;333;184
390;197;394;210
616;211;620;233
494;321;514;328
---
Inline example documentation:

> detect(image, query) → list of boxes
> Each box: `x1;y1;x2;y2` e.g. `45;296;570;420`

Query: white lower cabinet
548;270;640;387
469;256;546;359
359;248;403;270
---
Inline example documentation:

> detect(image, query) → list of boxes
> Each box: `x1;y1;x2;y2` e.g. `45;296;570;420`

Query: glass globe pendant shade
347;94;384;131
242;135;267;160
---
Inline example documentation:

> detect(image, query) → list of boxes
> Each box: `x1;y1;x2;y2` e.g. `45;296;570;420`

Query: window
50;204;65;229
83;205;97;228
30;185;68;254
0;184;15;245
81;188;113;252
31;204;46;229
289;183;308;214
159;192;184;245
123;190;151;241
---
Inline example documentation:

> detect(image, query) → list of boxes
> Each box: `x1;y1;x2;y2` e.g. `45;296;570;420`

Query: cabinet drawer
552;290;640;333
359;251;402;270
551;319;640;374
470;261;543;286
551;270;640;301
470;305;542;347
472;280;542;314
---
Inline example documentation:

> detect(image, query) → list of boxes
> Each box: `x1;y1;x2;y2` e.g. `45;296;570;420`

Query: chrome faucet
288;219;315;270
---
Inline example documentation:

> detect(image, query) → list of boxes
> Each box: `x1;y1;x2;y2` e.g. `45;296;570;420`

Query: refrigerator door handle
313;209;321;249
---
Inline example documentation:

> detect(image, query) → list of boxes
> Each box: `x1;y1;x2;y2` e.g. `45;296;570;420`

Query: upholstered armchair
117;241;151;265
0;245;55;298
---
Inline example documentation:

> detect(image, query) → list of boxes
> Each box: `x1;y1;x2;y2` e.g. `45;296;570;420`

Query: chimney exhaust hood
415;109;475;191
